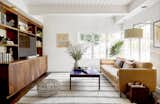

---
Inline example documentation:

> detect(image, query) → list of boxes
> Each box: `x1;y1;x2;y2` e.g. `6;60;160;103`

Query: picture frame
153;20;160;48
56;33;69;48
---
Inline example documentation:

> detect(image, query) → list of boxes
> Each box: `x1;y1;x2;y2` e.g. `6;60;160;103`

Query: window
78;33;106;59
107;32;123;58
123;24;151;61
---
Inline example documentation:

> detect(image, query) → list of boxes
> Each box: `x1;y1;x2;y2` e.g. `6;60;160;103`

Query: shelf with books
0;46;18;61
0;4;18;28
0;1;43;62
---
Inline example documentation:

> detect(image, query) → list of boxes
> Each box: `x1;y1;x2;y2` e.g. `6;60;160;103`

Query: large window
123;24;151;61
107;31;123;58
78;33;106;59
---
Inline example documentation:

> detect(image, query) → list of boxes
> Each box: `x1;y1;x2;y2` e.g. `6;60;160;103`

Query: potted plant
67;44;88;69
109;40;124;57
0;36;7;45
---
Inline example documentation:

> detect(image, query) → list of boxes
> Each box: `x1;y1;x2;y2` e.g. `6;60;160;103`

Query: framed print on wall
153;20;160;48
56;33;69;48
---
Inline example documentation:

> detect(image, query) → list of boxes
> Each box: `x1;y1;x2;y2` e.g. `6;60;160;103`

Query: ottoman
37;79;60;97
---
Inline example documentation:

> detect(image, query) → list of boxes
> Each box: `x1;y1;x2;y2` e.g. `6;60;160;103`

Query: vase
74;60;79;69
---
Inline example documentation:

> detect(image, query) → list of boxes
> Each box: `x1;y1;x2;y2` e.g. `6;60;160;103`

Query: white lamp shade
125;28;143;38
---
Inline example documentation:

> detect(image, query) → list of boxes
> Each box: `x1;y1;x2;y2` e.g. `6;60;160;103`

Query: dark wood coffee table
70;69;100;90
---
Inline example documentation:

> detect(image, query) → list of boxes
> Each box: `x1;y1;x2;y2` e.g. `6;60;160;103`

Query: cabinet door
39;56;47;75
8;56;47;96
9;61;30;95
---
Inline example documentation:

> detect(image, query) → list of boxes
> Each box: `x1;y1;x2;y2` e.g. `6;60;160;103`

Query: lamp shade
124;28;143;38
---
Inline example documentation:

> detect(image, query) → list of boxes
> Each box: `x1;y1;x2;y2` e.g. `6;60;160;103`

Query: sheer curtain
123;24;151;61
78;33;107;59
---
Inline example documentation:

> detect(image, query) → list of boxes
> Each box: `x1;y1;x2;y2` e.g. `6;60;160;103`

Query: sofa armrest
100;59;115;65
118;69;157;93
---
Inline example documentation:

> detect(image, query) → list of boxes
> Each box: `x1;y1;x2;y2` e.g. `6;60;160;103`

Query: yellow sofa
100;58;157;95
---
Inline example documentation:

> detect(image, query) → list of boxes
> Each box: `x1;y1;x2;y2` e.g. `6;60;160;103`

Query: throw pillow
114;57;125;68
122;61;136;68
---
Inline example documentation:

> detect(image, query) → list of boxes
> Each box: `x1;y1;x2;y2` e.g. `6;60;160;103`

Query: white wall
43;14;121;72
122;2;160;89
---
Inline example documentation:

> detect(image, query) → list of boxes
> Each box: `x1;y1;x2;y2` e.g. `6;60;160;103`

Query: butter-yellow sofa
100;58;157;95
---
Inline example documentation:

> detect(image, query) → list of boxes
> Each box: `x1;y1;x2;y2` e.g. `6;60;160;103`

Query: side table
126;83;150;103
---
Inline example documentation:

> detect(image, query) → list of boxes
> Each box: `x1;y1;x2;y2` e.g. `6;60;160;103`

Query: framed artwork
56;33;69;48
153;20;160;48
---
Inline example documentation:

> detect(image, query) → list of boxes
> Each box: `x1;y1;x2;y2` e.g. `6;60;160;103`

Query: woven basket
37;79;60;97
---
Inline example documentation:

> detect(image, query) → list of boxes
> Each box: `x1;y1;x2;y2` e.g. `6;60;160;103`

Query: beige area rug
17;73;132;104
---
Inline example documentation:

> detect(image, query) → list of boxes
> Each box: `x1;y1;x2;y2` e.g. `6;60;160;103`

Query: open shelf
0;23;18;31
36;46;42;48
0;44;18;47
0;2;43;62
19;30;35;37
36;35;42;39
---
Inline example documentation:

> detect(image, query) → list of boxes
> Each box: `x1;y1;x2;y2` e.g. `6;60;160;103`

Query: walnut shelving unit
0;2;43;61
0;2;47;103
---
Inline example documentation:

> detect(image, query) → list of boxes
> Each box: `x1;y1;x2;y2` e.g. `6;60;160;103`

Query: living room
0;0;160;104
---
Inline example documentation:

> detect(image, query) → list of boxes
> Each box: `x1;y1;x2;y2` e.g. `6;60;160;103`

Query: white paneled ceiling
24;0;134;14
24;0;133;6
23;0;160;23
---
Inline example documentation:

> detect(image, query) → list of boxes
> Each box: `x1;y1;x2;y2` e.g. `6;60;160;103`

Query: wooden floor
0;72;50;104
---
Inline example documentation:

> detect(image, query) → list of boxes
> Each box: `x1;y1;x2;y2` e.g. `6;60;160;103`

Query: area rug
17;73;132;104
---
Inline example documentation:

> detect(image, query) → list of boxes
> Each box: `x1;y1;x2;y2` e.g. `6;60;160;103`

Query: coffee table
70;69;100;90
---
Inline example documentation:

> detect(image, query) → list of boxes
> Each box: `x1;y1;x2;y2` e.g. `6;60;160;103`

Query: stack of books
0;53;12;64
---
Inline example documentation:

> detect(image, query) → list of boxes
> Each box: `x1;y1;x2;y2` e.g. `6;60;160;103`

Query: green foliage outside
80;33;100;45
110;41;124;57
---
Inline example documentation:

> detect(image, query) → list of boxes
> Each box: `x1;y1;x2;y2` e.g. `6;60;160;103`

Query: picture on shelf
19;35;30;48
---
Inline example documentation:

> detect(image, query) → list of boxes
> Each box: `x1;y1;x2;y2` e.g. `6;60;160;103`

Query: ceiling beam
116;0;160;24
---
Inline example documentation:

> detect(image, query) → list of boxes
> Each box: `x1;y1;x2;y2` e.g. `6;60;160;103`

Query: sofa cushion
100;59;115;65
122;61;136;68
114;57;125;68
101;65;119;78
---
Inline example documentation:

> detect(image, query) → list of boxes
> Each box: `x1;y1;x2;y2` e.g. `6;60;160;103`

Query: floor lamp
124;28;143;61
